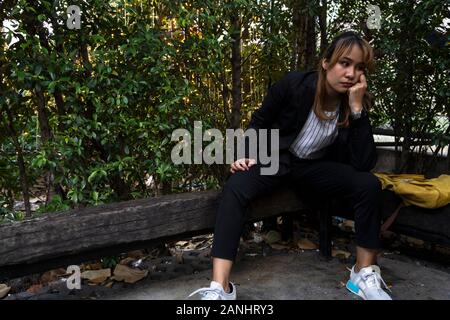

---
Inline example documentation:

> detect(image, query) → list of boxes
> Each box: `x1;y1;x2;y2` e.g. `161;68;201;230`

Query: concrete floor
4;231;449;301
104;250;450;300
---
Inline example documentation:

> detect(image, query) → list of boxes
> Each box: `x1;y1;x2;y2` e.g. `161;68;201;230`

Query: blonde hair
313;31;375;128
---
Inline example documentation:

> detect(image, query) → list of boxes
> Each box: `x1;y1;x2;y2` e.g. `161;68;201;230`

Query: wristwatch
351;109;365;120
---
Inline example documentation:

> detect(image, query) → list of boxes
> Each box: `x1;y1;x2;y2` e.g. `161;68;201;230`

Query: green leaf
6;32;12;45
26;6;37;13
88;170;98;184
35;65;42;76
17;70;25;81
68;190;78;203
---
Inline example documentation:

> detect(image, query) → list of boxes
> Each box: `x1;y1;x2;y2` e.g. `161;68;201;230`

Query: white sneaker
187;281;237;300
346;265;392;300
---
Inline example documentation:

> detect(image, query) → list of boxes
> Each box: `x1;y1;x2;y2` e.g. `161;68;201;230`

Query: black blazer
245;71;378;172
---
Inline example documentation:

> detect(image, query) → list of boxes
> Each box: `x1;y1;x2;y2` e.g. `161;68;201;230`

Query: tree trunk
305;14;316;70
221;74;231;127
80;40;95;121
35;87;53;143
318;0;328;56
35;85;57;205
394;6;414;173
230;12;242;129
54;89;66;132
292;0;317;71
22;10;62;206
48;15;68;201
5;107;31;218
242;18;251;98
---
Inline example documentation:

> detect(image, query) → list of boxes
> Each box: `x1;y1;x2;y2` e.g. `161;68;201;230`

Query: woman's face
322;44;366;95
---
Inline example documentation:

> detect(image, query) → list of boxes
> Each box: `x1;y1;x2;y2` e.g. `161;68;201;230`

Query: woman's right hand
230;158;256;174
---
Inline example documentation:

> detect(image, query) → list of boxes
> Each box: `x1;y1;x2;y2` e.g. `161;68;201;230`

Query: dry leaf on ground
80;262;102;271
194;240;209;249
269;243;292;250
297;238;318;250
175;241;189;247
40;268;67;285
332;249;351;259
81;268;111;284
26;284;43;294
263;230;281;244
0;284;11;299
403;236;424;247
174;251;184;264
112;264;148;284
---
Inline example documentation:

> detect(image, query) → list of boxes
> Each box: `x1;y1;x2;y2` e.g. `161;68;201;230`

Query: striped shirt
289;106;340;159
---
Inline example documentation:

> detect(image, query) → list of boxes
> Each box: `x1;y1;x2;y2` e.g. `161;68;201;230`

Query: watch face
351;111;362;119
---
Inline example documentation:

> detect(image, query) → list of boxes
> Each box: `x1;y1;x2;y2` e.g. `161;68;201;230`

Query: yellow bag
374;173;450;209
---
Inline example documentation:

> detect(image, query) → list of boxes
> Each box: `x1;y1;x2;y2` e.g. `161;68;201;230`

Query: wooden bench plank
0;188;306;279
0;186;448;280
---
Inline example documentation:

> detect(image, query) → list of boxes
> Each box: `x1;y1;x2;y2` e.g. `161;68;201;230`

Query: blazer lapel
296;72;317;130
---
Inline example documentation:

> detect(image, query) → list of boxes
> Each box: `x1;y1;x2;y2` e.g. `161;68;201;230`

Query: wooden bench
0;187;448;281
319;189;450;257
0;188;307;281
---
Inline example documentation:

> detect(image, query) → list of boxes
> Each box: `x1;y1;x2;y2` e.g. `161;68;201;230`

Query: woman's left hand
348;74;367;113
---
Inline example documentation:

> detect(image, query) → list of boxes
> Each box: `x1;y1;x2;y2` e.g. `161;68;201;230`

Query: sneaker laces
187;287;224;300
362;269;392;293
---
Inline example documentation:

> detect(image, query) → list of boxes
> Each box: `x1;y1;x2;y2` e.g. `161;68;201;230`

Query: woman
189;31;392;300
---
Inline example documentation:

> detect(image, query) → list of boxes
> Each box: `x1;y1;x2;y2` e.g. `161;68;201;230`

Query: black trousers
211;153;383;261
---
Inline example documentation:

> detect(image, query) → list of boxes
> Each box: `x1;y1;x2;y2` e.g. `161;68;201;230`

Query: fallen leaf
79;263;100;271
175;241;189;247
104;281;114;288
112;264;148;284
332;249;351;259
403;236;424;247
263;230;281;244
297;238;318;250
85;263;103;270
0;284;11;299
81;269;111;284
26;284;43;294
194;240;209;249
436;245;450;255
334;237;349;244
40;268;67;285
29;197;42;204
269;243;291;250
174;251;184;264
